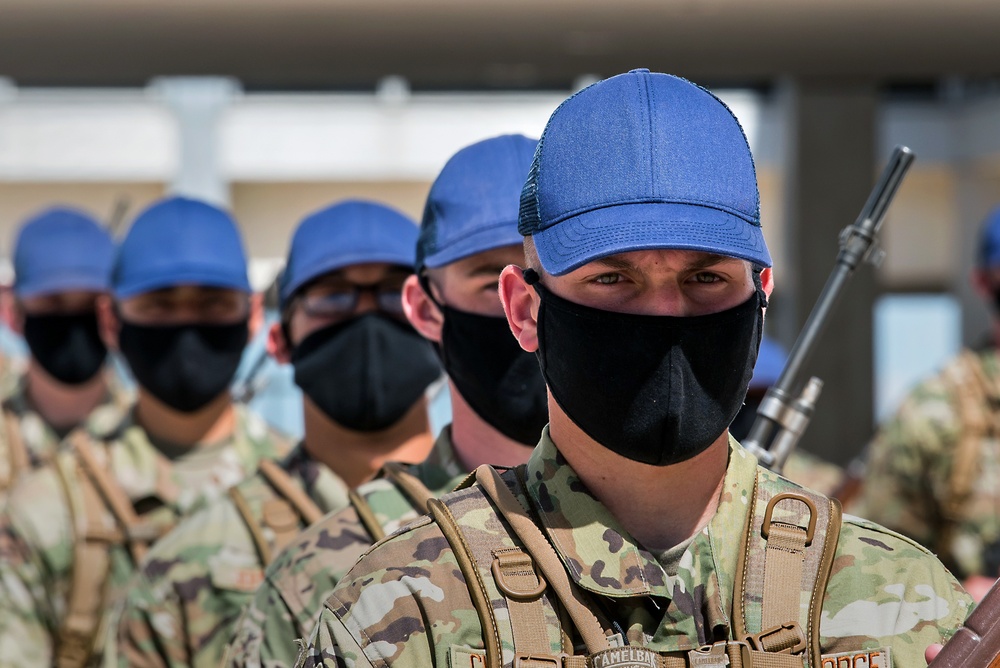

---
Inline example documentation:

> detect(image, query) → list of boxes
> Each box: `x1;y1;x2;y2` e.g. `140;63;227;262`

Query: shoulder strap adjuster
761;493;816;546
492;547;547;601
743;622;806;654
514;652;568;668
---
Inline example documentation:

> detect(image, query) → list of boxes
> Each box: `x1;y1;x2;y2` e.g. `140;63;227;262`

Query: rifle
929;578;1000;667
741;146;915;474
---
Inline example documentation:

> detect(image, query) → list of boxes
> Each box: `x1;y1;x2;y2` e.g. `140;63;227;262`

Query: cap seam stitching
541;198;761;228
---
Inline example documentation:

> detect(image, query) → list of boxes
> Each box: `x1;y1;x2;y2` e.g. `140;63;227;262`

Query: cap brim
421;222;524;269
114;269;251;299
15;272;110;299
281;250;415;303
532;202;772;276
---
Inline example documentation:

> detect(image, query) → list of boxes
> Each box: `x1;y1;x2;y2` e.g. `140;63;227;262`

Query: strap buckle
688;641;751;668
492;548;547;600
514;653;567;668
744;622;807;654
761;493;817;546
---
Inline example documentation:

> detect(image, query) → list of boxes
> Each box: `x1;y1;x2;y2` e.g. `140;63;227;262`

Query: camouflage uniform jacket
298;430;972;668
851;346;1000;579
109;442;355;668
0;372;131;494
0;404;288;668
224;427;466;668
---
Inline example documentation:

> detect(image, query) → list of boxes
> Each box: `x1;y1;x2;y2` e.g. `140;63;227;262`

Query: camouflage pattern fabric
223;427;466;668
0;404;288;668
108;442;354;668
0;371;131;494
851;347;1000;580
298;429;972;668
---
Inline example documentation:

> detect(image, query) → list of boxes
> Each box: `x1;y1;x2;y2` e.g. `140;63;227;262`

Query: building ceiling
1;0;999;89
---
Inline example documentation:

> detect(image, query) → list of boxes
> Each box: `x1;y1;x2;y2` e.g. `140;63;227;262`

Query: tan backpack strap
53;451;116;668
943;351;991;522
348;488;386;542
72;432;149;563
475;464;610;655
258;458;323;525
733;470;842;668
382;462;434;514
427;496;504;668
229;484;274;565
4;408;29;483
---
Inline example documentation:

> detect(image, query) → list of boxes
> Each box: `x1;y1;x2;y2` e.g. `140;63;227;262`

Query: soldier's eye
594;274;621;285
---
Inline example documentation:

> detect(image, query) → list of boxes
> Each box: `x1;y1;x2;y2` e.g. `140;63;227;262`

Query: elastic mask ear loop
522;268;541;286
752;266;768;309
417;272;446;312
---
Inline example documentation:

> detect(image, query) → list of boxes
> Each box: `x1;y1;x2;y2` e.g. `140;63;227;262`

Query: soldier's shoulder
830;514;970;603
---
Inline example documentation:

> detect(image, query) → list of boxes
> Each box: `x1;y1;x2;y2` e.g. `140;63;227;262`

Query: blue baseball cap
113;196;251;299
978;206;1000;268
417;134;538;270
279;199;418;308
519;69;771;276
749;336;787;389
13;207;115;299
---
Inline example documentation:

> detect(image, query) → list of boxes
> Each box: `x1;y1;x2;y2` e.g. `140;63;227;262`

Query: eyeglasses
296;281;406;319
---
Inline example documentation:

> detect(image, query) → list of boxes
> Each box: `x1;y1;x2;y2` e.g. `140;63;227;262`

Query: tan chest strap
54;432;165;668
3;408;29;487
231;458;324;566
943;351;996;523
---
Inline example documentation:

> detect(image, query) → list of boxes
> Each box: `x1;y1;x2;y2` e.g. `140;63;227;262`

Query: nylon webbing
382;462;434;514
348;488;386;542
492;547;550;656
761;522;808;631
475;465;610;655
4;408;28;484
55;456;114;668
229;485;274;565
259;458;323;525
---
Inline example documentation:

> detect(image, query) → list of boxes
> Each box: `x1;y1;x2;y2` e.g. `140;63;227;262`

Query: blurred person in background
222;134;546;668
110;199;441;667
0;207;130;493
0;195;289;668
852;205;1000;601
729;335;845;496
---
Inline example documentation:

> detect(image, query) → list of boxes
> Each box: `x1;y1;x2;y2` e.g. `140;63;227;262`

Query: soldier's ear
267;321;292;365
403;274;443;343
499;265;538;353
971;268;994;301
96;295;120;352
760;267;774;301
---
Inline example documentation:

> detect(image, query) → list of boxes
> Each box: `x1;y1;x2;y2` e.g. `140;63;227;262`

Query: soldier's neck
549;410;729;553
302;397;434;489
134;389;236;448
449;388;535;471
24;361;109;432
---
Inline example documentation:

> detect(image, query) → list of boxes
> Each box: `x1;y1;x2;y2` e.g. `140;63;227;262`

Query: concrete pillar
150;77;238;207
773;79;879;467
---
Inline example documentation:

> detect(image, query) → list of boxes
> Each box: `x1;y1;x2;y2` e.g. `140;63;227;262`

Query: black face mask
119;321;249;413
23;312;107;385
526;270;764;466
291;313;441;432
438;305;548;446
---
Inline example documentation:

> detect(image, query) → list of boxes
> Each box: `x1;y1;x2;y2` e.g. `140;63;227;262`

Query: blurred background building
2;0;999;463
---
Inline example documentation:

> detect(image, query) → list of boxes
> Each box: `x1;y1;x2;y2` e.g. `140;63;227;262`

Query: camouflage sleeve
849;378;955;547
224;504;382;668
297;609;378;668
820;516;973;665
112;568;187;667
112;495;272;668
0;465;80;667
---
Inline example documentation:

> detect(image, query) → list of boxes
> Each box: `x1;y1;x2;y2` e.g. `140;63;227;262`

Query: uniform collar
411;425;468;494
281;442;352;514
523;428;756;613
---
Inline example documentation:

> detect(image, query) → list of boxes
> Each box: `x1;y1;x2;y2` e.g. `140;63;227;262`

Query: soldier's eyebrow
686;254;732;271
592;256;638;272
